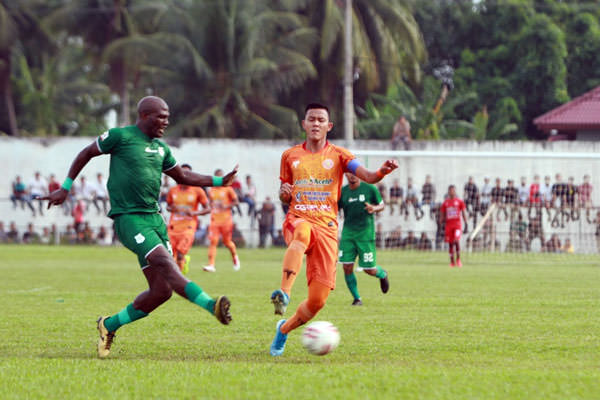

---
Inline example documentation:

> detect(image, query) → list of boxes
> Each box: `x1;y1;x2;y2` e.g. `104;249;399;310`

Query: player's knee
343;264;353;274
152;286;173;303
307;296;326;313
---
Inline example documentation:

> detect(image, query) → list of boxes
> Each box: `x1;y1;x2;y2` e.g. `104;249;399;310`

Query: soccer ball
301;321;340;355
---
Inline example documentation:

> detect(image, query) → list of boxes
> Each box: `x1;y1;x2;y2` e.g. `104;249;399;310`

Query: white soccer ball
301;321;340;356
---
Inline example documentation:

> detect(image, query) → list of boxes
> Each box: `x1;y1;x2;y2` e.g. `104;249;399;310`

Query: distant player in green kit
338;172;389;305
43;96;236;358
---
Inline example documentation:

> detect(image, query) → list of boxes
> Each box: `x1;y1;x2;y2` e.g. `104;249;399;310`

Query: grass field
1;245;599;399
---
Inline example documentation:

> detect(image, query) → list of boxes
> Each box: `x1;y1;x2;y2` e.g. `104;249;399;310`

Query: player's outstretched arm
42;141;102;208
166;164;239;187
354;159;399;184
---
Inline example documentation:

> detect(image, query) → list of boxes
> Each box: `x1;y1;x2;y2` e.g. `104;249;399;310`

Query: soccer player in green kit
338;172;389;305
43;96;236;358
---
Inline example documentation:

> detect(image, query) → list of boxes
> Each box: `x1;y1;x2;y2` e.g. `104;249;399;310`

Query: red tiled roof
534;86;600;132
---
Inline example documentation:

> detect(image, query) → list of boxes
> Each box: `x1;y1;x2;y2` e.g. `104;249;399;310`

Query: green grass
1;245;599;399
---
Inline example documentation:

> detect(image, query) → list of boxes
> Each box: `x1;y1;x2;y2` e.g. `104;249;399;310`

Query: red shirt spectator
579;175;593;207
48;174;60;193
529;175;540;204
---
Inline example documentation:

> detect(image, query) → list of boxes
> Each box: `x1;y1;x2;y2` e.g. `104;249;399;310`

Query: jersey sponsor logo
145;147;158;153
294;177;333;187
292;160;300;168
134;233;145;244
322;158;334;170
348;197;358;203
294;204;332;212
100;131;109;141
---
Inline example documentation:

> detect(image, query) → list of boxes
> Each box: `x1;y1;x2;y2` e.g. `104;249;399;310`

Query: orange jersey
280;142;356;230
166;185;208;230
209;186;237;226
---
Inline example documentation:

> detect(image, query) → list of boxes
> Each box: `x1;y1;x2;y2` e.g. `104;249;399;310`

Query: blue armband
347;159;361;174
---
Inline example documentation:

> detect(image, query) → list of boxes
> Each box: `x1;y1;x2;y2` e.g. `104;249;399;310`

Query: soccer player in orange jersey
166;164;211;274
269;103;399;356
203;169;241;272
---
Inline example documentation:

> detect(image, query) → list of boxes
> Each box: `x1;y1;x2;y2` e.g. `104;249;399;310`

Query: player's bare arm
42;141;102;208
279;182;292;204
166;164;239;187
364;202;384;214
354;160;399;184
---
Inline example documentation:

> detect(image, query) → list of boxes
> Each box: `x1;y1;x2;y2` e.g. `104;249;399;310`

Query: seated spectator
463;176;479;215
0;222;7;243
92;173;109;215
10;176;35;216
272;229;286;247
385;226;403;249
230;177;244;216
22;223;40;244
48;174;60;193
405;178;423;219
561;238;574;254
401;230;418;249
565;177;578;209
82;222;95;244
7;222;19;243
391;115;411;150
518;177;529;206
421;175;436;216
29;171;48;216
545;234;561;253
389;179;404;216
62;225;77;245
39;227;52;245
529;175;541;206
579;174;592;209
479;176;492;215
96;226;111;246
72;199;86;234
375;223;384;249
377;182;387;205
76;176;95;212
417;232;432;251
231;223;246;247
551;174;567;208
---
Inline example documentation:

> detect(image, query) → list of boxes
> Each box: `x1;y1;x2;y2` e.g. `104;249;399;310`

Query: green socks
344;272;361;301
184;281;216;313
374;265;387;279
104;303;148;332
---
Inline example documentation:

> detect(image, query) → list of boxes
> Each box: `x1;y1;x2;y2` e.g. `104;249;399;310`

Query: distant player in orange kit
203;169;241;272
269;103;398;356
166;164;211;274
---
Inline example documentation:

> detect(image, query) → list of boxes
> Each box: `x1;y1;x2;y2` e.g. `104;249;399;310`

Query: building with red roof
534;86;600;141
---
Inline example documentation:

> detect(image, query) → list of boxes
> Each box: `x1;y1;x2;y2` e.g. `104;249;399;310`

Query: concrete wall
2;137;600;251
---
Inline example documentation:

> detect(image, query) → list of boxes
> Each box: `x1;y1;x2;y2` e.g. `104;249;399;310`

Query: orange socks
281;281;331;334
280;221;311;295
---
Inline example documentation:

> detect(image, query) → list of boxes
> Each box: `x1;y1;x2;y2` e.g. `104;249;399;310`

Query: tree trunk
0;54;18;136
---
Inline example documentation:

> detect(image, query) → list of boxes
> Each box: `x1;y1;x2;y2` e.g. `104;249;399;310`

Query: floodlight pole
343;0;354;146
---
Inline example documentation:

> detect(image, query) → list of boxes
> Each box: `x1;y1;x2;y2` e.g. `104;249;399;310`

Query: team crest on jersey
100;131;109;141
359;194;365;202
322;158;334;170
295;192;302;202
292;160;300;168
158;147;165;157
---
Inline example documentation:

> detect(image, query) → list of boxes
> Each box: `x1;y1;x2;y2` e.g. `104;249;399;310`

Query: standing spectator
565;177;579;220
7;222;20;243
230;177;244;216
273;229;286;247
96;226;111;246
92;173;109;215
527;205;545;251
82;222;95;244
503;179;519;221
579;174;593;210
463;176;479;224
405;178;423;220
23;223;40;244
39;227;52;244
0;222;7;243
421;175;436;217
518;177;529;206
529;175;541;206
539;175;553;221
76;176;95;212
391;115;411;150
72;199;86;235
491;178;506;221
241;174;257;218
479;176;492;215
417;232;433;251
551;173;567;209
257;196;276;248
10;176;35;215
388;179;404;216
29;171;48;216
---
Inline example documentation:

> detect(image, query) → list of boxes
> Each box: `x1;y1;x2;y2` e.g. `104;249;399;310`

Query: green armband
62;177;73;191
212;176;223;187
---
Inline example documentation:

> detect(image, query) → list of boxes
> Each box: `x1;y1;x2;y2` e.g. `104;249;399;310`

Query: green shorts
338;238;376;268
114;213;172;268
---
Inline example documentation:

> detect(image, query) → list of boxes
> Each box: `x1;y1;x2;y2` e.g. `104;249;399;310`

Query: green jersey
96;125;177;217
338;182;382;240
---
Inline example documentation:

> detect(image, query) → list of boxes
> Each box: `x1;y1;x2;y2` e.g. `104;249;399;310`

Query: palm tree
117;0;318;138
0;1;19;135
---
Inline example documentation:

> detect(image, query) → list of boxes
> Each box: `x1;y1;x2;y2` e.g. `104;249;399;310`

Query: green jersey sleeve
96;128;122;154
161;142;177;171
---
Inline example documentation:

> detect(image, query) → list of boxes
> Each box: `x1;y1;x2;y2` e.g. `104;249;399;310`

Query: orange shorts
209;223;233;242
168;228;195;255
283;215;339;290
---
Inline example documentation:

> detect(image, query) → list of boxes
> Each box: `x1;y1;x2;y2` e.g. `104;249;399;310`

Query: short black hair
305;103;330;118
181;163;192;170
448;185;455;191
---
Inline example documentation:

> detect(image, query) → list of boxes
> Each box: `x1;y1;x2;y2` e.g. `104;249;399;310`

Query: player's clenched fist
380;159;399;175
222;165;239;186
279;182;293;203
